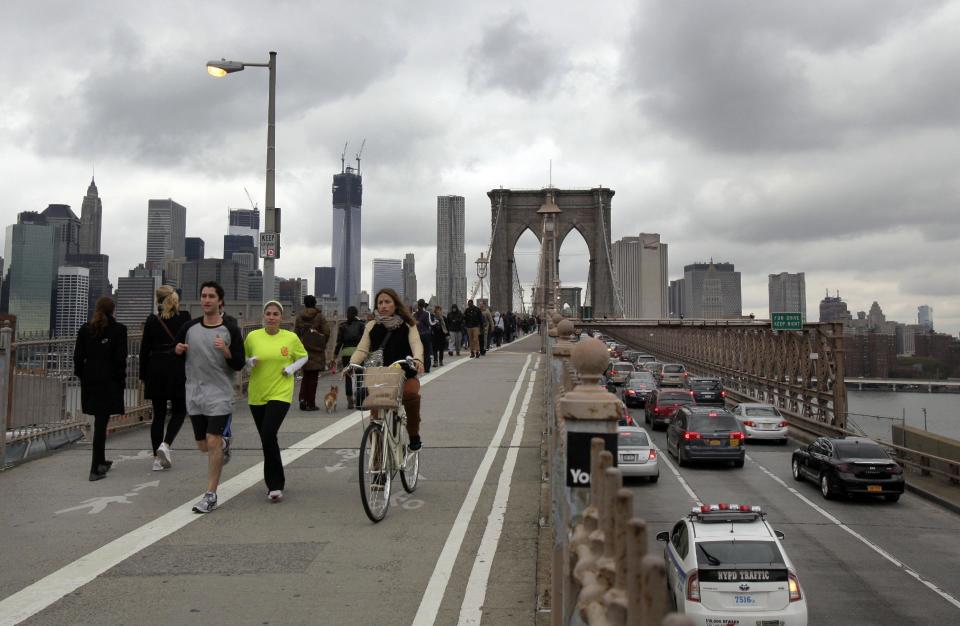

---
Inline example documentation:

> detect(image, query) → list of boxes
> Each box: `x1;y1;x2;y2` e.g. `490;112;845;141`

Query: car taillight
626;415;636;426
648;449;657;460
779;421;789;428
689;390;695;397
721;390;727;397
627;390;636;395
788;571;802;602
684;431;701;440
687;571;701;602
730;431;744;440
743;420;755;427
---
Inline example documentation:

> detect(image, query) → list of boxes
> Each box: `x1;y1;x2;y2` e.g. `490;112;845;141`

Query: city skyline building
331;164;362;315
612;233;668;318
669;278;686;319
145;198;186;273
403;253;417;304
41;204;81;264
78;177;102;255
682;261;742;319
819;291;853;323
185;237;205;261
768;271;807;321
918;305;934;332
224;234;258;270
3;212;59;337
180;259;250;302
372;258;403;298
436;195;467;311
314;266;336;298
55;266;89;338
114;264;162;330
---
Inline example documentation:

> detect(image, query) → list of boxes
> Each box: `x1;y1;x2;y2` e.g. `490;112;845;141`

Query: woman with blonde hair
74;297;127;481
139;285;192;471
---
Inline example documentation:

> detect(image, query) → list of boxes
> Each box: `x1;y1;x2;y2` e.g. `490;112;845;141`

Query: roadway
629;409;960;625
0;333;545;626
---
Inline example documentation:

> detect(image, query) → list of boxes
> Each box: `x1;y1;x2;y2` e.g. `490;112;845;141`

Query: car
687;377;725;406
643;361;665;377
732;403;789;444
617;426;659;482
667;406;745;467
791;437;905;502
645;388;696;430
657;504;808;625
607;361;635;386
622;350;641;363
659;363;688;387
627;370;657;385
622;377;657;407
618;402;640;427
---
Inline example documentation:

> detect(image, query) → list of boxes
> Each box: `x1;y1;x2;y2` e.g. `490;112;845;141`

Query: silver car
659;363;688;387
733;403;789;443
617;426;659;482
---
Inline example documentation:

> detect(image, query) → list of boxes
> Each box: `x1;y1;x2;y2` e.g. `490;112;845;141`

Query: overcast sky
2;0;957;334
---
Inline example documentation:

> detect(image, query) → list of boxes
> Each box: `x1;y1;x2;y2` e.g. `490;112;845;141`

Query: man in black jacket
463;300;482;358
445;304;464;356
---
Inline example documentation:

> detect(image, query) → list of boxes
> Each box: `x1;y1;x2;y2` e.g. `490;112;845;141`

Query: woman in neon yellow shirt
244;301;308;502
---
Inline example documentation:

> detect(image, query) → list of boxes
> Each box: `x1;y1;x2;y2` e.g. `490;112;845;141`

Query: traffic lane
646;429;959;625
17;342;539;625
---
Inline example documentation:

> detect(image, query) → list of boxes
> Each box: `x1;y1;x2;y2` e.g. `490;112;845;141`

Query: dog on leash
323;386;339;413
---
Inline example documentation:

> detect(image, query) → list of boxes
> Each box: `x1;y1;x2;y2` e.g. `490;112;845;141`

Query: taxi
656;504;808;626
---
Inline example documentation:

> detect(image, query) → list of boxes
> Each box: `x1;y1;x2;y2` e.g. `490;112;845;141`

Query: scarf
375;313;405;330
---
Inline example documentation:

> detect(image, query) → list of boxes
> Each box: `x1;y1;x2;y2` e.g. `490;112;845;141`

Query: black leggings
251;401;291;491
91;414;109;472
150;397;186;454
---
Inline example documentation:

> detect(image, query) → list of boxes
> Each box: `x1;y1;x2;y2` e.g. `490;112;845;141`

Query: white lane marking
652;441;700;505
458;362;539;625
0;346;483;626
748;454;960;611
412;354;535;626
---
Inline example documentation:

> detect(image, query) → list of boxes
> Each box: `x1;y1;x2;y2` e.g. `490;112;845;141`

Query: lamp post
207;51;278;306
475;252;489;304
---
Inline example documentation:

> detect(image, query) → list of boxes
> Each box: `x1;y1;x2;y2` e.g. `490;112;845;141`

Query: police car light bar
692;504;763;514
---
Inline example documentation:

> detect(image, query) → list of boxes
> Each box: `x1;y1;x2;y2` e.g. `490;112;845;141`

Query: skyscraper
115;264;162;329
402;253;417;304
78;177;102;255
55;266;89;338
315;266;336;298
3;212;59;337
768;272;806;321
331;164;362;315
224;234;258;270
819;291;853;323
669;278;686;318
180;259;250;302
612;233;668;318
372;259;403;298
918;305;934;332
436;195;467;311
682;261;742;319
185;237;205;261
145;198;186;272
41;204;81;264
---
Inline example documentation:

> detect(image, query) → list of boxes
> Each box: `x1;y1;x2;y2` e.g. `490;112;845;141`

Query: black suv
791;437;905;502
666;406;745;467
686;377;725;406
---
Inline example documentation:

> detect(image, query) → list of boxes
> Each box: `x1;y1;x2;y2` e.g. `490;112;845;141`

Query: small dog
323;386;339;413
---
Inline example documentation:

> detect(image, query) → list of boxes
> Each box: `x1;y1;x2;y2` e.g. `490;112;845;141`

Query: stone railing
542;311;691;626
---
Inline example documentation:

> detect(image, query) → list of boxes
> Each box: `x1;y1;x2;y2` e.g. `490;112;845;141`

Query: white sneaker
157;443;172;469
152;458;165;471
268;490;283;502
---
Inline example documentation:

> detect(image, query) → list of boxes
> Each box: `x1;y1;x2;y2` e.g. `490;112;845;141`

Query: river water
846;391;960;443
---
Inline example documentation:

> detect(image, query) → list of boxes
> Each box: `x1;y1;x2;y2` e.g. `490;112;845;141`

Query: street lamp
475;252;489;303
206;52;278;306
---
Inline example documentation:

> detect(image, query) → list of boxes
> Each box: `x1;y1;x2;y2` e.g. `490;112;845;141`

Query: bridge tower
487;186;619;317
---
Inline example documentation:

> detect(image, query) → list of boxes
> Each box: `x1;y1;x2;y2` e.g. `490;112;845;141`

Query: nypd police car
656;504;808;625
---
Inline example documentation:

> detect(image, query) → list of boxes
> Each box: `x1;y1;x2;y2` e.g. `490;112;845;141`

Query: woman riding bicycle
349;288;425;450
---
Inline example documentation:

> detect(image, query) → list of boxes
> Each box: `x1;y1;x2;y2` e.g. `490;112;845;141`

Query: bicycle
345;358;421;522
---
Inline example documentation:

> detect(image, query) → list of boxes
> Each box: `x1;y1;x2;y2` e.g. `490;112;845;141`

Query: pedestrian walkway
0;333;545;626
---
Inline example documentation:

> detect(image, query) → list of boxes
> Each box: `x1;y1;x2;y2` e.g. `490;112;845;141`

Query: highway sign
771;312;803;331
259;232;280;259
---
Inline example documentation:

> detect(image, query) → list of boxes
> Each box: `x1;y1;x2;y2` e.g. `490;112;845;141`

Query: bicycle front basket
358;366;405;409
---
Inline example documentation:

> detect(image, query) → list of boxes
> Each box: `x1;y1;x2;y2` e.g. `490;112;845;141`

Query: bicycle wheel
399;417;420;493
359;421;391;523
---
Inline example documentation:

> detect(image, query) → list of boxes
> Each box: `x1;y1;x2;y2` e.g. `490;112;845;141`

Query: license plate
733;594;754;605
621;454;637;462
702;394;714;398
709;439;722;446
730;439;740;446
868;485;882;493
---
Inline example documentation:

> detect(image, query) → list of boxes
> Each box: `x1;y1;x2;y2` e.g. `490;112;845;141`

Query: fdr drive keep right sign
566;431;618;488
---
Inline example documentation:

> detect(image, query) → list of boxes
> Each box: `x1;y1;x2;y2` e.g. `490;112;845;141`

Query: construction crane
340;141;349;173
243;187;258;211
355;138;366;174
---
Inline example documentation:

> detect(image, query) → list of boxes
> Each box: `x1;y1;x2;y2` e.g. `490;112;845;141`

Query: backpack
339;319;365;348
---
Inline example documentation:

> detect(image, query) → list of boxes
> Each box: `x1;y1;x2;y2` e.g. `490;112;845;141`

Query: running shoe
268;490;283;502
157;443;172;469
192;491;217;514
152;458;165;472
222;436;232;465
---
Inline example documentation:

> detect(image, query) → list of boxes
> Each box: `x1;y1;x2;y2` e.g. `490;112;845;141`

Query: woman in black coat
139;285;191;472
74;296;128;481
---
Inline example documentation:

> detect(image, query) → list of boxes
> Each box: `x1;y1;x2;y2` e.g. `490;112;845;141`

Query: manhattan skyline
1;1;957;333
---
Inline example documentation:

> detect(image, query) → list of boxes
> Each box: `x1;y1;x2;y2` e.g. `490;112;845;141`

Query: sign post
259;232;280;259
771;312;803;331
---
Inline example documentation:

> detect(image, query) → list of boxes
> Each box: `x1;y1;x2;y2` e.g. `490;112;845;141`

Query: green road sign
771;312;803;331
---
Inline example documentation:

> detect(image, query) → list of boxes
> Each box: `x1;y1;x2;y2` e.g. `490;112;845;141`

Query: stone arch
487;187;616;316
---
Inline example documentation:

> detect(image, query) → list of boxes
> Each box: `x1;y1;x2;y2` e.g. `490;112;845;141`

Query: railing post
0;324;11;466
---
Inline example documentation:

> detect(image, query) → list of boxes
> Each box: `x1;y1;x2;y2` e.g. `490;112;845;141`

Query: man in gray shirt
175;282;245;513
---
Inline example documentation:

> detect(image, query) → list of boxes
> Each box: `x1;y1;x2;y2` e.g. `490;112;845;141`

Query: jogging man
175;281;245;513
